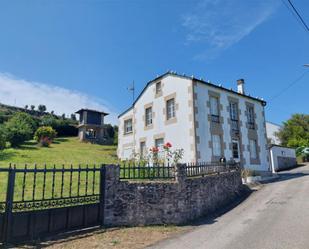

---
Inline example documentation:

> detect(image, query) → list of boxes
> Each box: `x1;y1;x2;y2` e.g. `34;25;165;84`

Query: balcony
211;115;220;123
248;122;255;130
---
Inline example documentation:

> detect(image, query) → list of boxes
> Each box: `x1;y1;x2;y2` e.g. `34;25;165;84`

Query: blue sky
0;0;308;124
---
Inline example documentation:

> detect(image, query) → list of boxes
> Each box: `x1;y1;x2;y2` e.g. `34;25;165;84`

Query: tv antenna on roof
127;81;135;104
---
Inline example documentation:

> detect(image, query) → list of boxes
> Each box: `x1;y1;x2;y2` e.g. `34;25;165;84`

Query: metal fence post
99;165;106;227
4;165;16;244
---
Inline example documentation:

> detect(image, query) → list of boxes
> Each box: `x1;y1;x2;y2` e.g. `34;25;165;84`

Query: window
155;138;164;157
86;129;96;139
229;102;239;130
247;106;255;129
140;142;146;158
156;82;162;94
145;107;152;126
249;139;257;159
166;98;175;120
210;96;220;122
232;140;239;159
124;119;132;134
212;134;222;157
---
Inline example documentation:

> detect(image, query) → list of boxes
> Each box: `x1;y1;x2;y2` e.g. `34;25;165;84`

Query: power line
282;0;309;33
268;70;309;103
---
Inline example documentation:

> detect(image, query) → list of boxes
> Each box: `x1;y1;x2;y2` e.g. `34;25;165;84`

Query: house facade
118;72;270;174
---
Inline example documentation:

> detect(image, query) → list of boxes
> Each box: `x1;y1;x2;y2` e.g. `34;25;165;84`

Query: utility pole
127;81;136;157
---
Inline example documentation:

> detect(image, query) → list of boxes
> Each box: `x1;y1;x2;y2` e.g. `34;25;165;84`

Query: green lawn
0;137;118;205
0;137;118;167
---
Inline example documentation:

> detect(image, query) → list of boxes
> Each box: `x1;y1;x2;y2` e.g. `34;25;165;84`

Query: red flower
150;146;159;153
163;142;172;149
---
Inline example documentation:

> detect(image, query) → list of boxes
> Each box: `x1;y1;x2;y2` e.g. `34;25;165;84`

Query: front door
232;140;240;162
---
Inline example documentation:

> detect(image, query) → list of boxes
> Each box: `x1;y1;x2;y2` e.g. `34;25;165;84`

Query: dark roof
75;108;109;116
118;71;267;118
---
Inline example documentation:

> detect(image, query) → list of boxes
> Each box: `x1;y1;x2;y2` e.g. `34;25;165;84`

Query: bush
34;126;57;147
0;126;6;150
5;112;37;147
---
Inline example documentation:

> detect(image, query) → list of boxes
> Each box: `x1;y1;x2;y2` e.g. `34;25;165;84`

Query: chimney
237;79;245;94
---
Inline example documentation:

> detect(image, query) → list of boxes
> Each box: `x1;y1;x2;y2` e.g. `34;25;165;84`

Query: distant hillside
0;102;77;124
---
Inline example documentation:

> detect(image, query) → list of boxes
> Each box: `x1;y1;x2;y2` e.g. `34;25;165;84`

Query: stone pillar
175;164;187;184
101;164;120;226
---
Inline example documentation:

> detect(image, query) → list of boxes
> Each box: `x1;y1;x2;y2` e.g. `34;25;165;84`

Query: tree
24;105;28;110
4;112;37;147
30;105;35;111
61;113;66;119
70;114;77;121
277;114;309;148
38;104;47;113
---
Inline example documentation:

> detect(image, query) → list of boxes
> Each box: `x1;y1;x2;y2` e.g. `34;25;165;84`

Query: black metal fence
119;161;239;180
185;162;239;177
0;164;105;244
120;162;175;180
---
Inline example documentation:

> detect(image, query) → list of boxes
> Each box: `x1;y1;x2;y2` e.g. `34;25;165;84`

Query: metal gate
0;165;105;244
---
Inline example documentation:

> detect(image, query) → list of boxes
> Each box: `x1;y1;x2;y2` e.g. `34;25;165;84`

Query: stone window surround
207;90;224;124
206;90;226;162
226;96;246;165
188;82;198;162
123;115;133;136
246;102;256;130
153;133;165;149
153;81;164;98
245;101;261;165
163;92;179;125
139;137;147;157
143;102;155;131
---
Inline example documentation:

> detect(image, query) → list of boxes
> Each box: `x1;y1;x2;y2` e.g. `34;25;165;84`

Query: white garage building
269;145;296;172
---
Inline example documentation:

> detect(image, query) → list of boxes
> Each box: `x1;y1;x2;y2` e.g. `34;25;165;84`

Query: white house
269;145;296;172
118;71;270;174
266;121;282;145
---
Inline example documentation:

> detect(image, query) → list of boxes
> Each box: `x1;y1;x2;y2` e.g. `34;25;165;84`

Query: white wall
118;75;194;162
270;146;296;172
194;82;269;172
266;122;282;145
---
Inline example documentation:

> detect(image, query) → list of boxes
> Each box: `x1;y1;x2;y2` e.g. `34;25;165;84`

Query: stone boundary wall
103;165;242;226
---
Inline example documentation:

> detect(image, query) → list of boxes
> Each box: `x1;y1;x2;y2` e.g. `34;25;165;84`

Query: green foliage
34;126;57;144
40;114;78;137
277;114;309;148
38;104;47;113
0;125;6;150
4;112;37;147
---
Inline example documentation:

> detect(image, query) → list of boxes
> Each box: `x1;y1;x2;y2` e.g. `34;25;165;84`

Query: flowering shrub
34;126;57;147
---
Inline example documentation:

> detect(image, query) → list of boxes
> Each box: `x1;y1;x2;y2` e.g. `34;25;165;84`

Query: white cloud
0;73;119;124
182;0;280;59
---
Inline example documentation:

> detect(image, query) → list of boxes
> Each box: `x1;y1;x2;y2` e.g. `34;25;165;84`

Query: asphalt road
150;163;309;249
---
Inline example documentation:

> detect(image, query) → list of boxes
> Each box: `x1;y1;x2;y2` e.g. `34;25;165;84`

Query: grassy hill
0;137;118;167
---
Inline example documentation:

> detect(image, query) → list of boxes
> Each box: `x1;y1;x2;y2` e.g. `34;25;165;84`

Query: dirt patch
16;226;188;249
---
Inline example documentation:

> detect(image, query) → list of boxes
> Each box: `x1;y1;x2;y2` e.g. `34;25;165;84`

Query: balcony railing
248;122;255;130
211;115;220;123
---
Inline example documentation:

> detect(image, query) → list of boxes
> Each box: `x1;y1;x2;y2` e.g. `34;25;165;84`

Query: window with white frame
155;82;162;94
229;102;238;120
230;102;239;130
140;141;146;158
145;107;152;126
124;119;132;134
212;134;222;157
249;139;257;159
247;106;255;129
155;138;164;157
210;96;220;122
166;98;175;120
